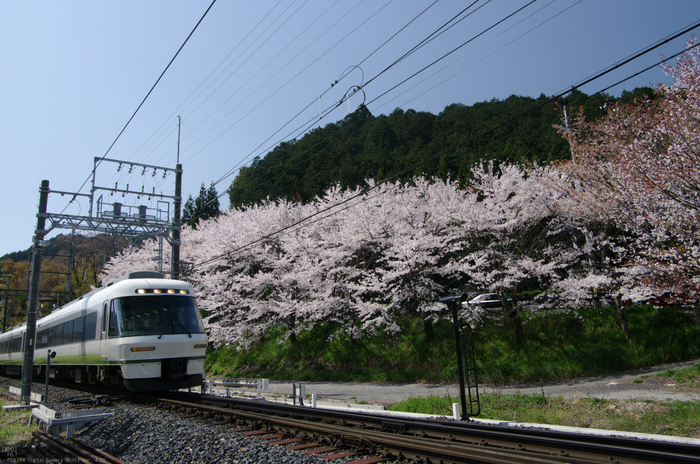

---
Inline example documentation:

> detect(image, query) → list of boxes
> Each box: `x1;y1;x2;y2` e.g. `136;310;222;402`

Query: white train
0;271;207;392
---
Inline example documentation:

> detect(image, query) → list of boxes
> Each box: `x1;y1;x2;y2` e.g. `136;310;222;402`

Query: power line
366;0;538;107
222;0;570;204
207;0;539;203
190;28;700;269
374;0;575;112
63;0;218;213
128;0;287;167
181;0;396;172
196;0;441;190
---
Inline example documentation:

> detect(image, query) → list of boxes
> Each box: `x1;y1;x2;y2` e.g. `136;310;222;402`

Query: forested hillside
228;88;652;207
0;233;128;328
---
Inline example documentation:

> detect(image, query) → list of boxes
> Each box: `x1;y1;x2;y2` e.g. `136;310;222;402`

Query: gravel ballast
77;403;331;464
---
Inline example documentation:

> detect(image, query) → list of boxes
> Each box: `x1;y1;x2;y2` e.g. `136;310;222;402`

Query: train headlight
131;346;156;352
134;288;189;294
193;344;207;349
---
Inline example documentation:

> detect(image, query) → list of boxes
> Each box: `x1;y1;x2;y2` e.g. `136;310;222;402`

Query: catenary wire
130;0;287;166
375;0;576;112
133;0;309;169
206;1;525;195
195;0;438;187
190;30;700;269
62;0;218;214
226;11;700;205
180;0;400;177
365;0;538;107
224;0;569;203
207;0;541;203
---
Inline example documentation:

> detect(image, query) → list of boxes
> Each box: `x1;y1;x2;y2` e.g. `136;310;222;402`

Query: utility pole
65;230;74;303
21;180;49;405
0;267;9;332
555;105;577;163
172;116;182;280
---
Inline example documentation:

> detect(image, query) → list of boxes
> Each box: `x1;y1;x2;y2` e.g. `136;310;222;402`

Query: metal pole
65;230;74;303
44;349;55;404
21;180;49;405
451;303;469;421
3;288;8;332
172;163;182;280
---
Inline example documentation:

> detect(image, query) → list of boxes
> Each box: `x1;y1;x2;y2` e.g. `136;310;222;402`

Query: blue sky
1;0;699;257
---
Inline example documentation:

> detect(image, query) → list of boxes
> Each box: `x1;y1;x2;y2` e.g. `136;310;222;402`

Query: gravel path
261;358;700;405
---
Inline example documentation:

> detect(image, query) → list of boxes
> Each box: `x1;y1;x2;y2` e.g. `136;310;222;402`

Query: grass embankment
391;382;700;438
390;364;700;438
207;305;700;385
0;395;33;446
206;305;700;437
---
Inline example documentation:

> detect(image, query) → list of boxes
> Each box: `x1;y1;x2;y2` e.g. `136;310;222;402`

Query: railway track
4;374;700;463
149;391;700;464
4;430;129;464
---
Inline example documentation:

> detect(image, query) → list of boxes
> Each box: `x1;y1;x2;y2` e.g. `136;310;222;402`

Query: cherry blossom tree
557;38;700;321
104;161;655;347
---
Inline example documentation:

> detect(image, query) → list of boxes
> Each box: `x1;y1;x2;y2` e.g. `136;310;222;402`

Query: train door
100;301;109;361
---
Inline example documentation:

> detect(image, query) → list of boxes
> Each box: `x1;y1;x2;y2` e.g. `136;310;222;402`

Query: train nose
161;357;188;380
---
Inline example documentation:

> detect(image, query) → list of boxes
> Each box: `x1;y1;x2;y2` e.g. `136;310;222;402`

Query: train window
73;316;84;343
64;320;74;345
108;303;120;338
84;312;97;341
112;295;204;337
38;330;48;348
102;302;108;333
47;327;55;347
55;324;64;346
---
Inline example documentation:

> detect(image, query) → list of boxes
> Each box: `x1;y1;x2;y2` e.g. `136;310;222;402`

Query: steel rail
155;395;700;464
163;391;700;462
32;430;129;464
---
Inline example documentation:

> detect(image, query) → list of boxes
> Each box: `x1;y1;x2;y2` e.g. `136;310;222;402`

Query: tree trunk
500;293;525;345
423;317;434;342
614;296;632;342
695;305;700;326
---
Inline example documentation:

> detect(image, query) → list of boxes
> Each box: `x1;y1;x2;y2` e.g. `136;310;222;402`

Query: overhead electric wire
196;0;438;188
130;0;286;166
86;0;295;200
365;0;538;107
65;0;218;211
206;0;536;202
190;24;700;269
206;0;502;191
180;0;353;165
224;0;570;203
129;0;305;169
181;0;396;173
375;0;577;112
359;0;483;73
228;10;700;206
354;0;440;69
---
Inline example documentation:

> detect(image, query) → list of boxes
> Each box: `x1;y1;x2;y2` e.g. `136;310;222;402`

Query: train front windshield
112;295;205;337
